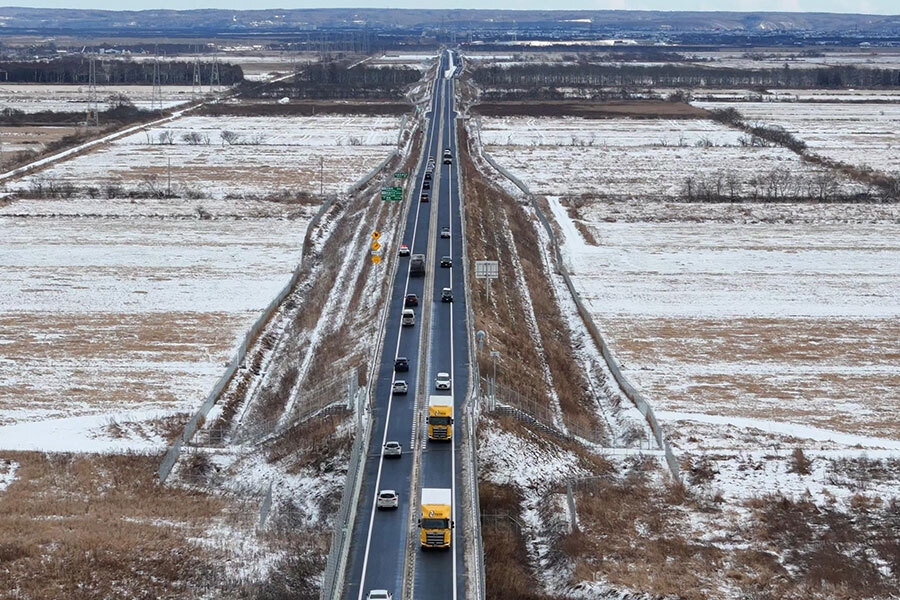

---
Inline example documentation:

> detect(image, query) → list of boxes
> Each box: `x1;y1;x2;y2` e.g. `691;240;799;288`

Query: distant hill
0;7;897;35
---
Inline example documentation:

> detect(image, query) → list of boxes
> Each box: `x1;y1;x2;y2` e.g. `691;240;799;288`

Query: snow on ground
695;100;900;173
0;84;196;113
547;198;900;445
5;115;402;199
482;116;864;199
686;50;900;70
0;216;309;451
0;459;17;493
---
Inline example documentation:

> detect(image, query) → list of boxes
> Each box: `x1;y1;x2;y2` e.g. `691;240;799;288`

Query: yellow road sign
371;255;382;264
371;231;381;240
371;241;382;251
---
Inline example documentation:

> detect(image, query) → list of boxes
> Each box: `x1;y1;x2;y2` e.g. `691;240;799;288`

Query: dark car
423;180;431;190
405;293;419;307
441;287;453;302
424;172;432;181
440;256;452;268
421;193;429;203
440;226;450;239
394;357;409;372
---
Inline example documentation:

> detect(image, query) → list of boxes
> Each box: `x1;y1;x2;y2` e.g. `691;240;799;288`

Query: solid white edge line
356;62;443;600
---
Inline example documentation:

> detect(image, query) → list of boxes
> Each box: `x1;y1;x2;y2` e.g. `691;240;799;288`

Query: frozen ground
5;114;402;199
695;100;900;173
0;216;308;452
0;84;196;113
482;116;864;199
547;198;900;445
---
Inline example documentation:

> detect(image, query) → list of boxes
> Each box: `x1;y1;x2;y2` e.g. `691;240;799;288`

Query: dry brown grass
0;451;239;599
460;127;605;437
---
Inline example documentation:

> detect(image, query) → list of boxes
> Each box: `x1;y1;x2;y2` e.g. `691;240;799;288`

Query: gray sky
5;1;898;14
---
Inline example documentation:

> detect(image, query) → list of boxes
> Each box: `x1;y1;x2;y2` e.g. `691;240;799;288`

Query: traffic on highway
345;49;468;600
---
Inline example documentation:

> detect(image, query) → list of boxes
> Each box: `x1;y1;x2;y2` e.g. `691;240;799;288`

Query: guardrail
320;108;423;600
455;87;487;600
475;127;681;483
320;387;369;600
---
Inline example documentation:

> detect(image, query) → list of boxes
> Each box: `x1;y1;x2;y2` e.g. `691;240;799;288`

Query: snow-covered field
695;100;900;173
0;84;197;113
482;116;864;199
0;124;79;153
5;114;402;198
548;198;900;446
687;49;900;70
0;215;308;452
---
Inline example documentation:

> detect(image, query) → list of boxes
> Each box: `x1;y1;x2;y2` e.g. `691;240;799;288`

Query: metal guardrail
320;387;369;600
455;95;487;600
476;131;681;483
320;108;423;600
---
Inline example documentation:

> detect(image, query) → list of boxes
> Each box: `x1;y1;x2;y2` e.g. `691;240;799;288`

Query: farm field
695;100;900;173
0;83;197;112
5;114;403;198
0;215;309;452
0;124;80;154
481;115;865;199
0;111;405;452
546;198;900;446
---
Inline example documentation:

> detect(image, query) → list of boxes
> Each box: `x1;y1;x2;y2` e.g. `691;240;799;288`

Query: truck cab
419;487;453;549
410;253;426;276
427;395;453;440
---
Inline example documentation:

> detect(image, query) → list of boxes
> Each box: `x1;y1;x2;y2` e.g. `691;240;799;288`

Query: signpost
381;186;403;202
475;260;499;303
371;231;383;265
393;172;408;179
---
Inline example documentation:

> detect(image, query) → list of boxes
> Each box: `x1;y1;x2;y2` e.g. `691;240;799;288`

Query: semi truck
410;253;426;276
427;395;453;440
419;487;452;549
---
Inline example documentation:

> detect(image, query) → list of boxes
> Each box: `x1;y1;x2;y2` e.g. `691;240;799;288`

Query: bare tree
157;130;175;145
182;131;206;145
220;130;241;146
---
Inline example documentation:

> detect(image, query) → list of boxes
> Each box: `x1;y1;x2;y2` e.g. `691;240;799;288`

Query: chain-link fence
484;376;608;446
193;369;357;448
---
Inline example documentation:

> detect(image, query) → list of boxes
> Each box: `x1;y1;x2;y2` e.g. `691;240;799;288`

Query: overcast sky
5;1;898;14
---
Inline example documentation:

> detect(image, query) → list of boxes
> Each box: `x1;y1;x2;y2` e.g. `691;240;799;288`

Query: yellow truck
419;487;453;549
427;395;453;440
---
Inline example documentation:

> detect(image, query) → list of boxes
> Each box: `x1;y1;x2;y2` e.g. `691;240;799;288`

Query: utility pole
166;156;171;197
151;46;162;112
209;54;220;94
319;157;324;196
192;49;202;98
86;56;99;128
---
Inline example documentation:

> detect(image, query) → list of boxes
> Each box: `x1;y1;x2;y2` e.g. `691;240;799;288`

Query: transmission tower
86;56;99;128
209;54;220;94
151;49;162;111
192;52;202;97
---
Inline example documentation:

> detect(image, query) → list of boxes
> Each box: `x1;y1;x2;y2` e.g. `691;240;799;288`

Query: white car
435;372;451;390
376;490;399;510
384;441;402;457
367;591;393;600
392;380;408;395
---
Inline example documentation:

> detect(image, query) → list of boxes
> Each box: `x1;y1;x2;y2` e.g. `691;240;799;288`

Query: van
402;309;415;327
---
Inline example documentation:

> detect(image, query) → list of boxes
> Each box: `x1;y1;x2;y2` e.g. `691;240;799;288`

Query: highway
344;49;468;600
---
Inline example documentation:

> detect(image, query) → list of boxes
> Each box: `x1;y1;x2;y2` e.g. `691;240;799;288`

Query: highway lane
344;51;449;600
414;52;469;600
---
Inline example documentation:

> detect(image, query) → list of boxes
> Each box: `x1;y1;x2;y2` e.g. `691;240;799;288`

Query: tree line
0;57;243;85
245;62;420;100
472;63;900;90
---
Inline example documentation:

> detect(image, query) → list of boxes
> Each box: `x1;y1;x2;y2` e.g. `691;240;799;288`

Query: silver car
393;380;408;395
376;490;399;510
384;441;402;457
367;591;392;600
